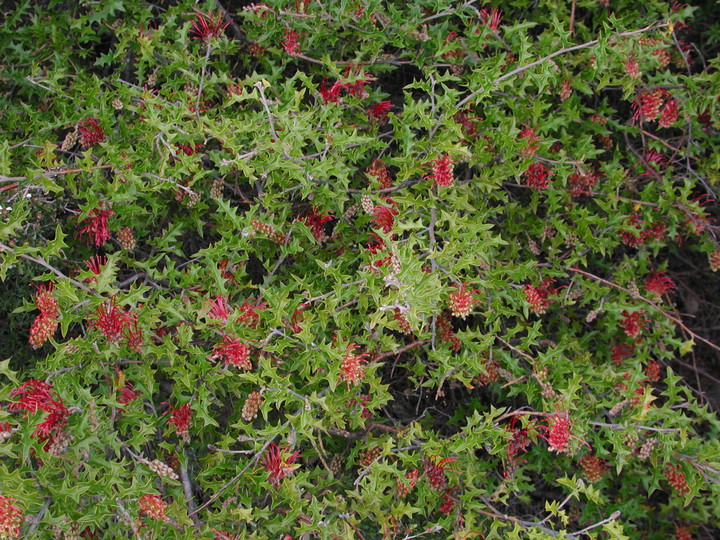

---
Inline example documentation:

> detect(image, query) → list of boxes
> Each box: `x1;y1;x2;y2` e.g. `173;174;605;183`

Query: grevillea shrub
2;1;720;538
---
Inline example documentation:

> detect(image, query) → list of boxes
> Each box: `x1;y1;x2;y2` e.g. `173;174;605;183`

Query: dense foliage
1;0;720;538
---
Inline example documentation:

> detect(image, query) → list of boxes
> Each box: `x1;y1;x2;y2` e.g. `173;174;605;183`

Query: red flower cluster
610;341;635;364
568;169;599;198
396;468;419;497
519;125;541;155
545;413;572;453
664;463;690;496
339;343;369;388
438;489;459;514
165;403;191;443
523;279;557;315
423;455;457;491
78;207;114;247
620;310;647;339
0;496;23;539
84;254;107;282
10;379;69;444
260;443;300;487
206;295;232;323
29;284;59;349
303;208;334;242
371;200;398;233
209;334;252;370
238;298;268;328
117;381;141;408
436;311;462;352
625;56;641;79
426;154;454;188
632;88;679;127
479;7;503;31
619;213;666;247
87;297;139;346
366;159;392;189
453;110;480;139
645;272;676;297
448;283;478;319
318;69;372;103
579;453;608;483
523;162;553;190
367;100;392;123
189;11;230;41
138;494;168;520
281;28;302;56
78;118;105;147
504;418;530;478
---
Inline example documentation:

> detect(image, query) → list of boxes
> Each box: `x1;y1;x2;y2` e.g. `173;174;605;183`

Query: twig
567;511;621;538
373;339;429;362
0;242;94;294
196;44;214;121
254;81;279;142
588;421;681;434
189;434;279;517
567;266;720;354
569;0;577;36
23;498;51;537
213;0;244;41
402;525;444;539
180;463;202;530
456;22;668;110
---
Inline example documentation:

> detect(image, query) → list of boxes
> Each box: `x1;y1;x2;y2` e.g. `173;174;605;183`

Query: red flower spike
523;162;553;190
673;525;695;540
209;334;252;371
78;207;114;247
545;413;572;454
206;295;232;323
659;98;679;128
423;455;458;492
9;379;69;443
282;28;302;56
620;310;647;339
190;12;230;41
367;101;392;123
34;283;58;316
29;312;59;349
165;403;191;443
366;159;393;189
448;283;478;319
524;279;557;315
579;454;608;483
479;8;503;31
371;204;398;234
664;463;690;496
85;255;107;276
303;208;334;242
237;298;268;329
339;343;369;388
78;118;105;147
138;494;168;521
0;495;23;539
625;56;641;79
427;154;454;188
610;341;635;365
439;489;459;515
645;272;675;297
319;79;344;103
260;443;300;487
87;297;136;344
645;360;662;382
117;382;141;408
